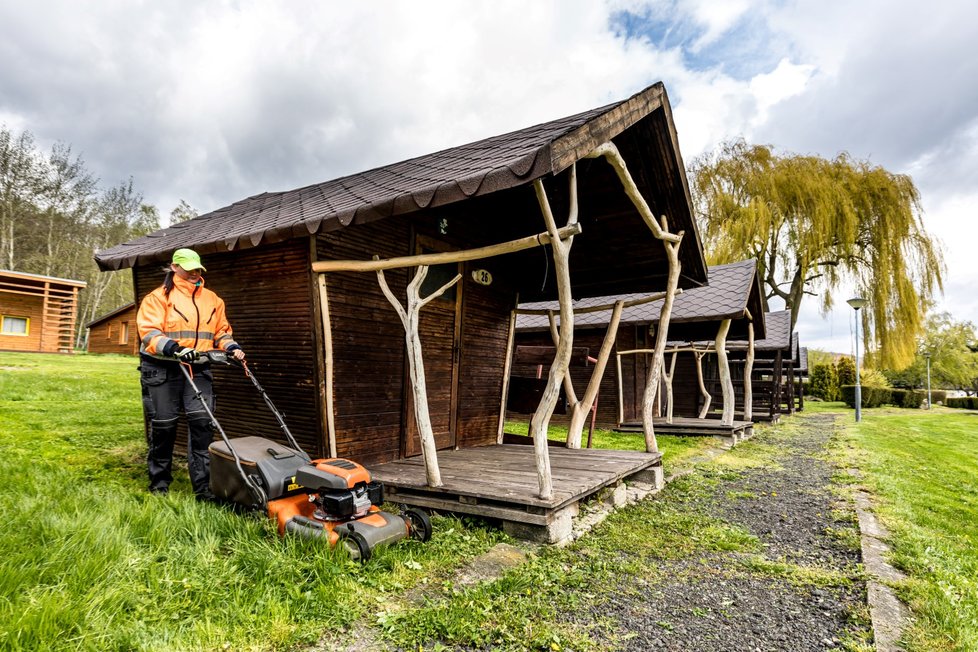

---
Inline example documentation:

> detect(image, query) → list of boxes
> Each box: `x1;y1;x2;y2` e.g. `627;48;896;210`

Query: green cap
171;248;206;272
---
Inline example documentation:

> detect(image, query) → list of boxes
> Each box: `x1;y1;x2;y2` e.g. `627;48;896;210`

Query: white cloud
2;0;977;332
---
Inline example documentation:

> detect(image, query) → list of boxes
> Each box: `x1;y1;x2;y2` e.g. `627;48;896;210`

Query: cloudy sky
2;0;975;355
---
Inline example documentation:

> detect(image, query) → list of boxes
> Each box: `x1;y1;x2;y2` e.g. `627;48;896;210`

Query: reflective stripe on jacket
137;274;238;360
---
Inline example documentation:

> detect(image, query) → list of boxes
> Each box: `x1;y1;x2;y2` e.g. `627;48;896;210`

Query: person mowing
136;248;246;501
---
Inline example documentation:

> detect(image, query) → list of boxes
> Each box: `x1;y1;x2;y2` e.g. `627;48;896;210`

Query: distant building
86;302;138;355
0;270;86;353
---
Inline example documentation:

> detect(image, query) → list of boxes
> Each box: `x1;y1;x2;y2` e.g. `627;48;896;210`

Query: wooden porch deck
615;416;754;444
369;444;663;543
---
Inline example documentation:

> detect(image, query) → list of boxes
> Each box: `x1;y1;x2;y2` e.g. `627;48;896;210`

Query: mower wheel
339;530;371;563
403;508;432;542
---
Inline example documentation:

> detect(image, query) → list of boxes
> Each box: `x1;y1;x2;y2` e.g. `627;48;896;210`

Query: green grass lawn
829;403;978;651
4;352;976;651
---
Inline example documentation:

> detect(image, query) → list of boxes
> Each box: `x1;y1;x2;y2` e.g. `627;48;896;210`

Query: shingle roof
95;83;689;272
516;259;758;331
735;310;792;351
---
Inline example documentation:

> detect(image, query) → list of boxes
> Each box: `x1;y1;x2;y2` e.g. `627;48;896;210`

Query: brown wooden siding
88;306;139;355
317;220;411;465
134;240;324;455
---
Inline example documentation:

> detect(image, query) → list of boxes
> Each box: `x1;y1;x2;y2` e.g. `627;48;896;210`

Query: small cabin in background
86;303;138;355
0;270;86;353
511;259;766;435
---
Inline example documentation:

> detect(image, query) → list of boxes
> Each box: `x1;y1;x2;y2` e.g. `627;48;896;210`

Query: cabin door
403;238;462;457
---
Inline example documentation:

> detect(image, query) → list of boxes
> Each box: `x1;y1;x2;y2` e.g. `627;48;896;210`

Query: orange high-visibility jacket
137;274;238;360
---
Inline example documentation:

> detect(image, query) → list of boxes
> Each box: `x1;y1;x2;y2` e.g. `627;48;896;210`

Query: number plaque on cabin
471;269;492;286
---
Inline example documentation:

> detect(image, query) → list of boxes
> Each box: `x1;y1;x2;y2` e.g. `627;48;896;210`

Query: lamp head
847;297;869;310
923;351;932;359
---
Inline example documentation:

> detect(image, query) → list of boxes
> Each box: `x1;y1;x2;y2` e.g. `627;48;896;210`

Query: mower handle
200;350;244;367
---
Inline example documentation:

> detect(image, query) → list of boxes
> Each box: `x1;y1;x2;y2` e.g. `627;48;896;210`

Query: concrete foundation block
630;465;664;490
503;506;574;545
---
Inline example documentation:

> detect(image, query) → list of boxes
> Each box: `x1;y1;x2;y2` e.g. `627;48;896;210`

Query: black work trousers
139;357;216;496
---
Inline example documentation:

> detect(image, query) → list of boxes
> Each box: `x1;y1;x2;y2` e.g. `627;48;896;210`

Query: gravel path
585;413;868;651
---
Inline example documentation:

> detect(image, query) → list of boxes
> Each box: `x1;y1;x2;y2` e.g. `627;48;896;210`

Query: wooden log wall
317;220;411;465
134;239;324;455
88;307;138;355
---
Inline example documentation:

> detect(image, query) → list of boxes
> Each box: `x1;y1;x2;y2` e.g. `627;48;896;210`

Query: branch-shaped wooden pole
695;350;712;419
546;310;580;418
586;141;684;454
376;261;461;488
528;165;579;500
663;350;678;424
744;320;755;422
567;299;625;447
715;318;735;426
641;229;683;453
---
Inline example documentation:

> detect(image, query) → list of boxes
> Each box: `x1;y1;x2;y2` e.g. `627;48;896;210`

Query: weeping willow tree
691;139;944;369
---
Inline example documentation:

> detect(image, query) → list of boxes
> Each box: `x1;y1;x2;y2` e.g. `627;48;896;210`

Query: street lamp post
924;351;932;409
847;297;869;422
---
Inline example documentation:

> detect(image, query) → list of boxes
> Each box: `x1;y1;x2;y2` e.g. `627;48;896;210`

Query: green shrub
930;390;947;405
810;363;839;401
840;385;893;408
947;396;978;409
837;357;856;387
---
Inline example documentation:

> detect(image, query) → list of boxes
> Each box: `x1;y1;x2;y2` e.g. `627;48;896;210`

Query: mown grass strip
830;404;978;652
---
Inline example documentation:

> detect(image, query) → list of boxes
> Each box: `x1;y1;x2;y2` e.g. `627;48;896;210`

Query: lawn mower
178;350;431;561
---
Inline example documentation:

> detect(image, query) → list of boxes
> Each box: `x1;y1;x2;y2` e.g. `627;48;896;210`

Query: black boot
188;416;215;500
148;418;178;493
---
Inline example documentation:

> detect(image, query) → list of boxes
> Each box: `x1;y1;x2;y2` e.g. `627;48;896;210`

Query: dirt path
583;413;869;651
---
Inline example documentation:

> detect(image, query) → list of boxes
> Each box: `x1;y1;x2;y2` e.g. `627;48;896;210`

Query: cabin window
106;323;115;340
119;322;129;345
1;315;29;336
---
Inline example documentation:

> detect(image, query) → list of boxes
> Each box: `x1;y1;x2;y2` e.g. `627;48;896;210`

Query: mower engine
295;460;383;521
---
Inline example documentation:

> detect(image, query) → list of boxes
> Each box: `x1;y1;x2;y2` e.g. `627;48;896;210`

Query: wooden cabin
512;259;765;443
96;83;708;542
0;270;86;353
86;303;138;355
711;310;794;422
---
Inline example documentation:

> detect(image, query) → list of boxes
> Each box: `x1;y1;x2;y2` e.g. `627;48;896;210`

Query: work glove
175;347;200;363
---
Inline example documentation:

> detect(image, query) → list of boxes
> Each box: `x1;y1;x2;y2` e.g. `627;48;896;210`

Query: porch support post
497;304;519;444
715;318;735;426
640;228;683;453
695;350;712;419
377;263;462;488
744;320;755;422
528;165;579;500
546;310;580;417
663;350;678;424
585;141;683;453
567;299;625;447
615;352;625;426
316;274;338;457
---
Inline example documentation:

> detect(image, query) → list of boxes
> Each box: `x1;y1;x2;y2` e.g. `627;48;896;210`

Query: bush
810;363;839;401
890;388;926;408
930;390;948;405
840;385;893;408
837;357;856;387
947;396;978;409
